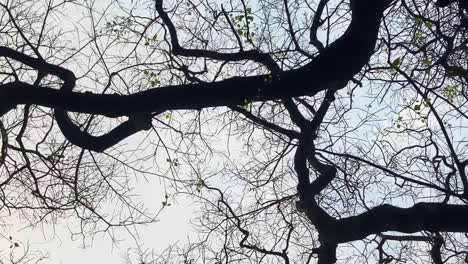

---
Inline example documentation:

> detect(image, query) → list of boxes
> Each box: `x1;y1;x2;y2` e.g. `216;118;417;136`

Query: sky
0;146;197;263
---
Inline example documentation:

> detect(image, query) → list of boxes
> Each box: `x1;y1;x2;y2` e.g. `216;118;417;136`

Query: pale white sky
0;155;196;263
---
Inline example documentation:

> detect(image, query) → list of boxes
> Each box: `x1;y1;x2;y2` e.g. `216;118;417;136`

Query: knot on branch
128;113;153;131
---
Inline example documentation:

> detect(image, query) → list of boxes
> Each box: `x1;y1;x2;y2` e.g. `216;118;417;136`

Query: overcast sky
1;169;197;263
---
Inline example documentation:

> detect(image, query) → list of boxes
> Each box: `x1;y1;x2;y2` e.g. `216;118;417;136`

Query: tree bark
330;202;468;243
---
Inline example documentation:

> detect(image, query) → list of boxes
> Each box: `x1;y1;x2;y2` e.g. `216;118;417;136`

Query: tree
0;0;468;263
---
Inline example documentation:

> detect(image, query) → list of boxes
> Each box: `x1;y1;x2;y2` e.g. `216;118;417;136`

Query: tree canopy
1;0;468;263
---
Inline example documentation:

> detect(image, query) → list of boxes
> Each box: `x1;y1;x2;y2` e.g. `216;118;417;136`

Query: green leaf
196;176;205;192
423;98;431;107
391;57;401;69
413;32;425;44
442;85;459;102
413;104;421;111
424;21;433;28
422;56;430;66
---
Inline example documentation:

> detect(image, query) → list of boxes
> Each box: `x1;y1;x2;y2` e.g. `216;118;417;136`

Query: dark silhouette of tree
1;0;468;263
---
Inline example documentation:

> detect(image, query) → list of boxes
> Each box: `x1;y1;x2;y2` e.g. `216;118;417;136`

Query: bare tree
1;0;468;263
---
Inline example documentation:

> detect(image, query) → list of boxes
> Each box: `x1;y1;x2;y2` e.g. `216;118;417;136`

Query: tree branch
332;202;468;243
0;0;389;116
156;0;281;73
0;0;390;152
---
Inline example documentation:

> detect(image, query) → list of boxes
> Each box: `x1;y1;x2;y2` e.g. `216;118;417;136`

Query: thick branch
0;0;389;117
293;89;337;231
0;0;390;152
332;202;468;243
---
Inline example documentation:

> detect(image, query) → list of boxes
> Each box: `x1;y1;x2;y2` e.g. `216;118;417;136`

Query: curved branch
1;0;391;151
155;0;281;73
333;202;468;243
0;47;153;152
309;0;328;51
1;0;388;115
